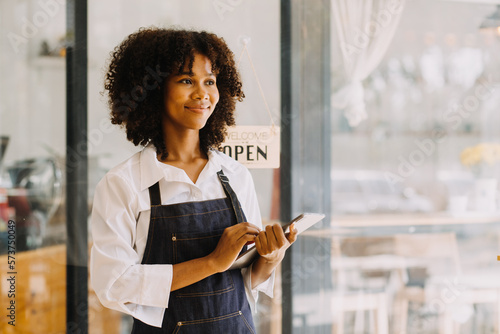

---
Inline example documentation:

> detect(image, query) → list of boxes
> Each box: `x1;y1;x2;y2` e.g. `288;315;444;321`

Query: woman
90;27;297;333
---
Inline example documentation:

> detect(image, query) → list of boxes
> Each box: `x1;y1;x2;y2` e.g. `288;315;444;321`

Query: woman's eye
206;80;216;86
180;78;192;84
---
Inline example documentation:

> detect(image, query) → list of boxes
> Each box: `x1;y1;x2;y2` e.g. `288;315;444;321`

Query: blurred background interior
1;0;500;333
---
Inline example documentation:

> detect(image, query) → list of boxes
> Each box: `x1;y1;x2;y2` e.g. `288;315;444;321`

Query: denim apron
131;170;256;333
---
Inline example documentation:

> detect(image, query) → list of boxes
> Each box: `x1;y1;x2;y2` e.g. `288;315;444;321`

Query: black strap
149;182;161;206
217;170;245;223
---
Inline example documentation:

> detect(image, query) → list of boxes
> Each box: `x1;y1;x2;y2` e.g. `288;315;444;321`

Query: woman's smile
185;105;211;114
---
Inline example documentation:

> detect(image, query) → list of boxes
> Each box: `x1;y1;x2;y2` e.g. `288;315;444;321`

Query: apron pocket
172;230;235;297
171;311;255;334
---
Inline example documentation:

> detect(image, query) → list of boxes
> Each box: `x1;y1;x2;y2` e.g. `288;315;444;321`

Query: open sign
222;126;280;169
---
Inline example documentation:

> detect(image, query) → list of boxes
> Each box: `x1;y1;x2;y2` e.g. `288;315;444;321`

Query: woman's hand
208;222;261;273
255;223;298;265
171;222;259;291
250;223;298;288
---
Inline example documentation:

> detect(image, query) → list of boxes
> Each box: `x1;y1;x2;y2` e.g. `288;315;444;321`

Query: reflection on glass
330;0;500;333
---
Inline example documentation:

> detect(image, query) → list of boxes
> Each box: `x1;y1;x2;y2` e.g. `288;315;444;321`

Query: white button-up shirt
90;144;274;327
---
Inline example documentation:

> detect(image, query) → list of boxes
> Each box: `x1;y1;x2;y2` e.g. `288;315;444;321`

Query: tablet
228;213;325;270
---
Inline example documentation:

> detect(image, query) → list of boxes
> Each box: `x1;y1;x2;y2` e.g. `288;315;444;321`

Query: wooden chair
392;233;500;334
330;236;400;334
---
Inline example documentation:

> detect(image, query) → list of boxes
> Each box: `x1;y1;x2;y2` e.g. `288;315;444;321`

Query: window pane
330;0;500;333
0;0;67;332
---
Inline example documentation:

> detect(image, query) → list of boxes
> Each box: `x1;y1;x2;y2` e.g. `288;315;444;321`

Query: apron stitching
176;311;241;325
176;273;235;297
151;200;243;210
240;312;256;334
176;285;235;297
174;234;223;241
151;207;232;220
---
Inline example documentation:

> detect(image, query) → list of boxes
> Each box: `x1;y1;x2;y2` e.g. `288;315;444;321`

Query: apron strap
149;182;161;206
217;170;245;223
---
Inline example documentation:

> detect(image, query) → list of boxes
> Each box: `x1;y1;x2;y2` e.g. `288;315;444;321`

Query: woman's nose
192;84;209;100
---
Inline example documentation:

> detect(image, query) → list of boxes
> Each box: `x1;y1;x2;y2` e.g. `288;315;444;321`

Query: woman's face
163;53;220;132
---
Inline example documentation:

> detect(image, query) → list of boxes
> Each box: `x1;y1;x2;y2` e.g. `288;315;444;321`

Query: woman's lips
185;106;209;113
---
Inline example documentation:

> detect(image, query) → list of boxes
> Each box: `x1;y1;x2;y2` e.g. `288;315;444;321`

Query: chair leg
354;308;364;333
438;309;454;334
332;310;344;334
375;295;389;334
393;295;409;334
496;289;500;334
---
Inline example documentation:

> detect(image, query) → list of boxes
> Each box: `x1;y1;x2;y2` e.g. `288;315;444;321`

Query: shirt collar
205;149;239;175
139;144;165;191
139;144;238;191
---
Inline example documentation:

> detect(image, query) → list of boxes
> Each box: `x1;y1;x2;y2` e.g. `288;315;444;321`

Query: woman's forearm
250;256;280;289
171;256;218;291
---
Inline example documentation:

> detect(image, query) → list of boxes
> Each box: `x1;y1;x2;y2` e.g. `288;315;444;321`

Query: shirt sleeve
235;168;276;312
241;263;275;313
89;173;171;328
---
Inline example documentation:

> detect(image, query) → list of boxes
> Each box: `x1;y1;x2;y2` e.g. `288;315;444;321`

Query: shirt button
193;190;202;200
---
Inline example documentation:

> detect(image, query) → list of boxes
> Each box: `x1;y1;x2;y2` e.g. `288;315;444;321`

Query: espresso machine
0;136;63;253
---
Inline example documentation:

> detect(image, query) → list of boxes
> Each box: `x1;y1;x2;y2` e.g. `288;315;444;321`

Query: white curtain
332;0;406;126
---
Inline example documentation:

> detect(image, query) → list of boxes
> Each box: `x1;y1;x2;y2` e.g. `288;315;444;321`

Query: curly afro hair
104;27;244;160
